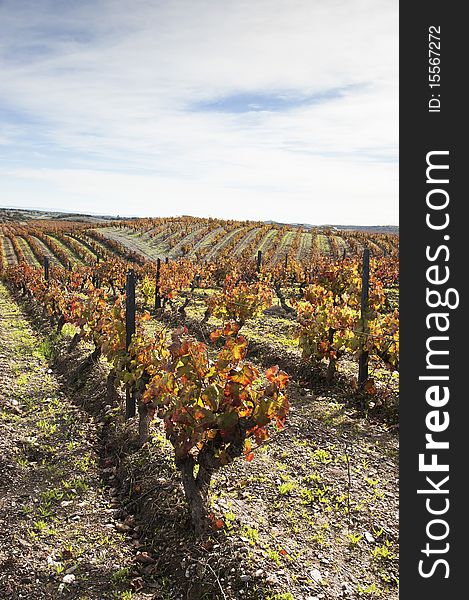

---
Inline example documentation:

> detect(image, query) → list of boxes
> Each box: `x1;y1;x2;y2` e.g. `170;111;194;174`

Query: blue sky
0;0;398;225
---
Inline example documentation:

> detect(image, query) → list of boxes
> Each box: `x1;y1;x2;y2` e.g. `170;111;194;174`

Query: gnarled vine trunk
137;399;153;446
134;374;152;446
177;456;213;537
106;369;119;404
68;332;82;351
274;284;295;315
175;421;253;536
70;346;101;384
56;314;65;333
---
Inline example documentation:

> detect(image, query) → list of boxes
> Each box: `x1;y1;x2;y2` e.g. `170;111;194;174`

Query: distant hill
323;224;398;234
0;207;120;224
1;207;398;233
263;220;398;234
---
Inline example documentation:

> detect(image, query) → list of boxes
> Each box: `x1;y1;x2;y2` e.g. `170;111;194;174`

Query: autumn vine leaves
0;250;398;535
140;326;289;533
293;259;399;382
1;261;289;534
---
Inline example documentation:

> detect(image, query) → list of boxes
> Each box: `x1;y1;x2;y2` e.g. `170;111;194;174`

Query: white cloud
0;0;398;225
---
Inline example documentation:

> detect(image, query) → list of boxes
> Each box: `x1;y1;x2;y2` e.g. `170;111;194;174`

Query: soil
1;236;18;265
0;282;399;599
0;283;150;600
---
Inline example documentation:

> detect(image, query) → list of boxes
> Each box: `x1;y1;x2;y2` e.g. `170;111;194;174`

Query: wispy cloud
0;0;398;225
189;85;367;114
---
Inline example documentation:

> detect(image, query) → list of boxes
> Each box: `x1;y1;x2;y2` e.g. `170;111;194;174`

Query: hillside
1;208;398;233
0;207;118;224
0;212;399;269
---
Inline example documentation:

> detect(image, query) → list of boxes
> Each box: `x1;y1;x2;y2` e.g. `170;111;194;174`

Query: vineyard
0;216;399;266
0;214;399;600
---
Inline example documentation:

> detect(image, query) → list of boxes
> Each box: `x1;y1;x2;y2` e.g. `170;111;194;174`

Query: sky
0;0;398;225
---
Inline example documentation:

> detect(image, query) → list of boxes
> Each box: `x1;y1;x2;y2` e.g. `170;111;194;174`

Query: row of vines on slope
1;261;289;535
0;235;399;527
0;239;400;383
1;216;400;269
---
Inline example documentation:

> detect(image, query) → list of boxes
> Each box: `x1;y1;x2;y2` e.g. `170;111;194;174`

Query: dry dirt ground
0;282;157;600
0;282;399;599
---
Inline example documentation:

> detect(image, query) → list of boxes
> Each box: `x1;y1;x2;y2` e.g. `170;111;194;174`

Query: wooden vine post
358;248;370;390
43;256;50;281
256;250;262;273
125;269;136;419
154;258;161;310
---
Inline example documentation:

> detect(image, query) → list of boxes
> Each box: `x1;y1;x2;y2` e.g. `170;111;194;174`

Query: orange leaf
210;329;221;341
265;365;279;382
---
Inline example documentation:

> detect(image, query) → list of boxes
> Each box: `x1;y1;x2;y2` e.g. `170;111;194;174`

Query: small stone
364;531;375;543
310;568;322;583
239;574;251;582
65;565;78;574
62;574;75;584
47;555;60;567
254;569;264;578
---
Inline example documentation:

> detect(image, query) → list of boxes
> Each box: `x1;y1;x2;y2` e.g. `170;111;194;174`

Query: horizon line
0;204;399;229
